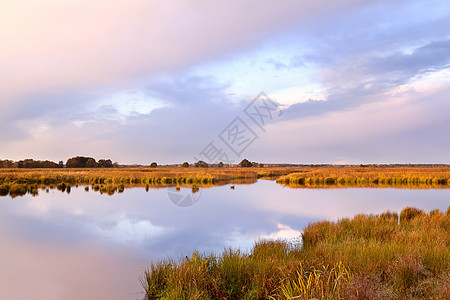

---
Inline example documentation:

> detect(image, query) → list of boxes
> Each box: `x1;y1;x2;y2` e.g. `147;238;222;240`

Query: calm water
0;180;449;300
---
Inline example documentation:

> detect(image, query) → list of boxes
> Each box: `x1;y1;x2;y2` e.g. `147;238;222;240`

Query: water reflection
0;181;449;300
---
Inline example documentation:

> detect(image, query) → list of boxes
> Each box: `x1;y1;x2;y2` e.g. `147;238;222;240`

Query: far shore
1;166;450;197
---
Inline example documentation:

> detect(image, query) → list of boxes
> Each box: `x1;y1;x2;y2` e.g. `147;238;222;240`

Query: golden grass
0;167;293;197
0;167;293;183
143;207;450;299
277;166;450;188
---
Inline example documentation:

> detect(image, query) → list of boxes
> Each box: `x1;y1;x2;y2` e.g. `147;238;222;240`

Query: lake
0;180;448;300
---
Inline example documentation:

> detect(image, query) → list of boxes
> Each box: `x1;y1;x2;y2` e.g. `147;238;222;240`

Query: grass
0;167;294;197
277;166;450;188
0;166;449;197
142;206;450;299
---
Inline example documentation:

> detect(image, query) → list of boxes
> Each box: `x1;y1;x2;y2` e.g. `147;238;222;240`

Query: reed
1;166;449;197
142;206;450;299
277;166;450;188
9;183;27;196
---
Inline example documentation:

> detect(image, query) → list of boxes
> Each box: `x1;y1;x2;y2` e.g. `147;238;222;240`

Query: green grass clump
143;207;450;299
279;261;351;299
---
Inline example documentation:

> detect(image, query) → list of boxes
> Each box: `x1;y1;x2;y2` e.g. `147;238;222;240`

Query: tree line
0;157;116;168
0;157;264;168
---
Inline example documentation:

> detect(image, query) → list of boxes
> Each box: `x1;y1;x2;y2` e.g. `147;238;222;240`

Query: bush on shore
143;206;450;299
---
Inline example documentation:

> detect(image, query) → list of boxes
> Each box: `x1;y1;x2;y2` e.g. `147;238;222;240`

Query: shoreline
143;206;450;299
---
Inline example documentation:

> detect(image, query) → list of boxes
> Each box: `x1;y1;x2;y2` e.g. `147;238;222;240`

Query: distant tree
150;162;158;168
59;161;64;168
0;159;15;168
66;156;91;168
86;158;99;168
239;159;253;168
182;162;190;168
17;159;60;168
218;162;224;168
259;163;264;168
98;159;113;168
40;160;60;168
194;160;209;168
113;162;120;168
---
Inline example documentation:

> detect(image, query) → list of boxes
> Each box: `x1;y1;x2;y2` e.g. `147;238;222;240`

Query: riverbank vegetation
143;207;450;299
0;167;289;197
277;166;450;188
0;166;449;197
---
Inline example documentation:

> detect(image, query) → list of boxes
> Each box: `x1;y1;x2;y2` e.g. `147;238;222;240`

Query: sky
1;0;449;165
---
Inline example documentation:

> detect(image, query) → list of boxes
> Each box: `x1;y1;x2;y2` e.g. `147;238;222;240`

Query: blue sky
1;0;449;164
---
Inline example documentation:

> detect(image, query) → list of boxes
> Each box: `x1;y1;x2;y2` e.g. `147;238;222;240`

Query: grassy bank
143;207;450;299
277;167;450;188
1;166;449;197
0;167;293;197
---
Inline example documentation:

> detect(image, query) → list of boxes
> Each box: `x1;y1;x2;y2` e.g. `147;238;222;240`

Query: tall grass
0;167;296;197
277;166;450;188
278;262;351;300
0;170;240;197
1;166;449;197
142;206;450;299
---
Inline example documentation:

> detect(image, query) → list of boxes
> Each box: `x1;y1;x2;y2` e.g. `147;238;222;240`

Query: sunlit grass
1;166;449;197
0;167;294;197
277;166;450;188
142;206;450;299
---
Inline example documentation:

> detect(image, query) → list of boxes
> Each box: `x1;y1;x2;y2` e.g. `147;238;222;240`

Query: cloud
265;56;305;70
1;0;371;102
93;216;169;244
284;38;450;120
259;223;302;240
252;80;450;163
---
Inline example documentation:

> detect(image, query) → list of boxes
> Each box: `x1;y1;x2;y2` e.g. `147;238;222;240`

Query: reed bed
0;167;293;185
0;167;294;197
143;207;450;299
277;166;450;188
1;166;450;197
